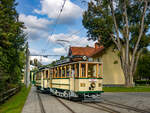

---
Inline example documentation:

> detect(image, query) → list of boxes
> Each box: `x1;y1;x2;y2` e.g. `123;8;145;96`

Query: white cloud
19;14;52;40
30;56;56;65
49;33;96;55
29;48;40;55
53;47;66;55
19;14;52;30
49;33;95;47
34;0;82;25
29;48;57;65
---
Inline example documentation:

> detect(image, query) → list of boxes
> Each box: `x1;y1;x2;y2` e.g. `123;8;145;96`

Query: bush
135;80;150;85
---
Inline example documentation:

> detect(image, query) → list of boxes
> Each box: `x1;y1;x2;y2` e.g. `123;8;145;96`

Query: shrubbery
0;0;26;93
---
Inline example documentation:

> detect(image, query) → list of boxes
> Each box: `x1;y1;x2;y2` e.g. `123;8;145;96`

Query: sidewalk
22;86;41;113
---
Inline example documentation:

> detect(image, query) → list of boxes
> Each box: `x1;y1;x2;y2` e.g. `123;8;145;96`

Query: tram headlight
83;56;87;60
91;82;96;88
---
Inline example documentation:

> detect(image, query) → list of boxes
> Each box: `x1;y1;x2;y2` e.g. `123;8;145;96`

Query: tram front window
88;64;96;78
46;70;48;78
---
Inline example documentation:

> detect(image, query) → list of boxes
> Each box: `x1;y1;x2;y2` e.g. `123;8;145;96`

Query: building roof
89;46;104;57
69;43;104;57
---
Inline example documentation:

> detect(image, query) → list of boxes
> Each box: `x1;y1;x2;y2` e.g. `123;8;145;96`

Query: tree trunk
125;74;134;87
123;66;134;87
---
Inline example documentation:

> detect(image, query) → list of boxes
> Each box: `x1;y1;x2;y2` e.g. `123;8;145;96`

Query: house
68;43;125;86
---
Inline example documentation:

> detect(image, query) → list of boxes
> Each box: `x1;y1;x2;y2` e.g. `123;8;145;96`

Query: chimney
95;42;100;49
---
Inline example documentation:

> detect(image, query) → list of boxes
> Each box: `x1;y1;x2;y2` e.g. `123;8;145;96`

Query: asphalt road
22;87;150;113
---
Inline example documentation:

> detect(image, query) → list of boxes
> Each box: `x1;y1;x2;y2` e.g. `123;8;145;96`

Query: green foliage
0;85;31;113
136;50;150;79
113;60;118;64
60;56;65;60
135;80;150;85
82;0;113;47
82;0;150;49
0;0;26;92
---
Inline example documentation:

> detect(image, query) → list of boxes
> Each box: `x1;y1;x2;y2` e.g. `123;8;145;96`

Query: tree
82;0;150;87
60;56;65;60
136;50;150;81
0;0;26;90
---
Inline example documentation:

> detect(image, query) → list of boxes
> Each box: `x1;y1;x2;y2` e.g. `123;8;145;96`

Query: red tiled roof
89;46;104;57
69;46;104;57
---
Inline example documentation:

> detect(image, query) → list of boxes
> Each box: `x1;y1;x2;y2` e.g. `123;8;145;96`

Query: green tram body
35;61;104;100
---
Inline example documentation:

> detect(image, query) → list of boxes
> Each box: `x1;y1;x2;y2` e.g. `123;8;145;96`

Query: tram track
37;92;150;113
79;102;121;113
55;97;76;113
54;97;121;113
37;93;46;113
101;99;150;113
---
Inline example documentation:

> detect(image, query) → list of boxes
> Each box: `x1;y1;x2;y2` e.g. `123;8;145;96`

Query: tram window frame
98;64;102;78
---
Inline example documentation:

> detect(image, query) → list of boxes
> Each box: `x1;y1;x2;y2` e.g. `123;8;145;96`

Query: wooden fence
0;87;20;105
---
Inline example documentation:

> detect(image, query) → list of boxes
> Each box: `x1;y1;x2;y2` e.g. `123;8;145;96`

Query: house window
95;57;101;62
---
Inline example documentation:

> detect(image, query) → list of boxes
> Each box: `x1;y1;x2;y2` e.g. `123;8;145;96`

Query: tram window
76;64;79;77
88;64;97;78
42;71;44;78
98;64;101;77
55;68;58;78
66;66;70;77
62;67;65;77
71;64;75;77
81;64;86;77
46;70;48;78
59;67;61;77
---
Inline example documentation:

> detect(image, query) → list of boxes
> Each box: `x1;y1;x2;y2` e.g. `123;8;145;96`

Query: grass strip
0;85;31;113
103;86;150;92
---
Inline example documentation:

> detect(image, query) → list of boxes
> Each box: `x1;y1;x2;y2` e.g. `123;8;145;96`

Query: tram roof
50;61;103;68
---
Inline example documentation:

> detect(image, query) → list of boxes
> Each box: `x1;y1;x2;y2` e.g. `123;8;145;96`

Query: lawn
0;85;31;113
103;86;150;92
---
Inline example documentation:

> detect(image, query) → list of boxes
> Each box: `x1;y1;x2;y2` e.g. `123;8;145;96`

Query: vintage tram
35;57;103;101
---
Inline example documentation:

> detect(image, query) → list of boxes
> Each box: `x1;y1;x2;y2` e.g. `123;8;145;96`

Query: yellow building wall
93;47;125;85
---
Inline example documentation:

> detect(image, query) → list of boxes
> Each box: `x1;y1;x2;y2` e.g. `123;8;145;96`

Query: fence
0;87;20;105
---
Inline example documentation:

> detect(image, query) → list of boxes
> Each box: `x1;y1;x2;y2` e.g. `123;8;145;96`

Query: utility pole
24;42;30;88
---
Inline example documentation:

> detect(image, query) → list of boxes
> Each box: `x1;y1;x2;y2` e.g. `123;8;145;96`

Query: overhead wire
42;0;88;55
42;0;67;53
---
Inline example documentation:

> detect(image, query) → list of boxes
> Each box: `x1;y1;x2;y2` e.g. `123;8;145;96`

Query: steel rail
37;93;46;113
102;99;150;113
55;97;76;113
80;103;121;113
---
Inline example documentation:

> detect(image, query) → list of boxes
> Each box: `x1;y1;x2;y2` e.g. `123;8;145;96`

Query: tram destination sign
89;79;97;82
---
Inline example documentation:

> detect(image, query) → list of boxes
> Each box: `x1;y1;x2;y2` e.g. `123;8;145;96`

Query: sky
16;0;95;64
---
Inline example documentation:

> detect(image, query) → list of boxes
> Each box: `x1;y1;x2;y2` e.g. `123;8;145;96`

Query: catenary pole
25;42;30;88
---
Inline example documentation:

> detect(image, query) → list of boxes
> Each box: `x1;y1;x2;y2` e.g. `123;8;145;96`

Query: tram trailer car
35;61;104;101
35;67;50;92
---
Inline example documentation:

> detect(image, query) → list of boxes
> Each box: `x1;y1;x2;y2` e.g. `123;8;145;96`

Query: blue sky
16;0;95;64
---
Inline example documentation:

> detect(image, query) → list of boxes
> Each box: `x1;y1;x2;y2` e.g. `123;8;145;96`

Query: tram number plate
89;79;97;82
